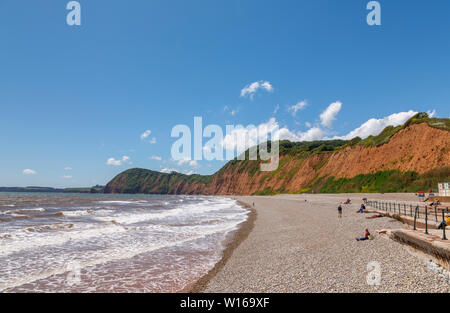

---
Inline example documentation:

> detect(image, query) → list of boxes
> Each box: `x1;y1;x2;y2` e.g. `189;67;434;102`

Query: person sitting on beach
356;204;366;213
344;199;351;204
356;229;371;241
338;204;343;218
437;216;450;229
429;199;440;206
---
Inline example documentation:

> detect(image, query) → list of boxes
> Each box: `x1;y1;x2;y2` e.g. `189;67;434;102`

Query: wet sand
193;194;450;293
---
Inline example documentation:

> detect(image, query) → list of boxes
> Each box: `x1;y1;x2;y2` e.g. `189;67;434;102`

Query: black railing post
410;204;412;217
442;209;447;241
425;206;428;235
435;206;438;222
414;206;418;230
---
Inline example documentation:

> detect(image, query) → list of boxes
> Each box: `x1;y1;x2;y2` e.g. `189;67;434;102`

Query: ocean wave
94;208;184;225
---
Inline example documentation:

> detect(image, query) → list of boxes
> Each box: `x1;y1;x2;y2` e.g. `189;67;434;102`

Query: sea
0;192;248;292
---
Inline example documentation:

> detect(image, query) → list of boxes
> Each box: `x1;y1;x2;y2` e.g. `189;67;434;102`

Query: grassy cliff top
357;113;450;147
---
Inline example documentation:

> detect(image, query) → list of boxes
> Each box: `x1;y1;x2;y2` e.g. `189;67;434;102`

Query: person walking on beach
356;229;371;241
338;204;343;218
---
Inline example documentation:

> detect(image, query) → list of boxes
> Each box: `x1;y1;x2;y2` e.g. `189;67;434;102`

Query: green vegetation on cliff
104;168;213;194
309;167;450;193
358;113;450;147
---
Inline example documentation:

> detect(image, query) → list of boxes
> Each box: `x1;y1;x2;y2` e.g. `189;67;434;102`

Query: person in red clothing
356;229;371;241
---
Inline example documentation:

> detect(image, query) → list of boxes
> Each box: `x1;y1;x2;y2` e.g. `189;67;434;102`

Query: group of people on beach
337;199;371;241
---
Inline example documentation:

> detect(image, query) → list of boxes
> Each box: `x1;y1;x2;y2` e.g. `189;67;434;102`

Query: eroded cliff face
316;123;449;178
104;123;450;195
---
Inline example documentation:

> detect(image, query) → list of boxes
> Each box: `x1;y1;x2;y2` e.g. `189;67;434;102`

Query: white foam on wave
0;223;130;258
2;207;46;215
0;196;249;292
63;208;115;217
94;208;184;224
97;200;149;205
0;217;243;291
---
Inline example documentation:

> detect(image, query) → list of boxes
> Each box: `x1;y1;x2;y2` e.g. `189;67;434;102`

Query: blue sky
0;0;449;187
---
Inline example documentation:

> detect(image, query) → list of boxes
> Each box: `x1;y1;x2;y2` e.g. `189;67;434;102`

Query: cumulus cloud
288;100;307;116
140;130;151;140
106;156;132;166
222;118;326;153
175;158;200;168
161;168;178;174
320;101;342;128
335;110;418;140
188;160;199;168
22;169;37;175
240;81;273;99
273;104;280;114
224;106;239;116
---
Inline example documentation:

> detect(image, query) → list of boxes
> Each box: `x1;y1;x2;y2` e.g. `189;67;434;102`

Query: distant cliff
104;114;450;195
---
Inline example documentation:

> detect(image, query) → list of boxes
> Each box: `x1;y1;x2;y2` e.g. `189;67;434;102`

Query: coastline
189;199;257;293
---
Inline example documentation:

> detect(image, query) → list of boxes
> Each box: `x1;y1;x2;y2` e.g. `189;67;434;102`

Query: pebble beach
196;194;450;293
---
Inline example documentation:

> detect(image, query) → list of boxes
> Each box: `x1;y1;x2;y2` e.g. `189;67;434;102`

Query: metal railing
365;200;448;240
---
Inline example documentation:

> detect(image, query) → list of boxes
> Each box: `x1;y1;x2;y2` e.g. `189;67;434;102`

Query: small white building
438;182;450;196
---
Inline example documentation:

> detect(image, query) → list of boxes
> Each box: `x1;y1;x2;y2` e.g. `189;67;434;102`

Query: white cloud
273;104;280;114
122;156;132;164
106;158;122;166
189;160;199;168
320;101;342;128
222;118;326;153
305;122;311;128
64;167;72;171
106;156;132;166
149;137;157;144
224;105;239;116
22;169;37;175
140;130;151;140
176;158;190;166
336;110;418;140
161;168;178;174
175;158;200;168
240;80;274;99
288;100;307;116
62;175;72;179
150;155;162;161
